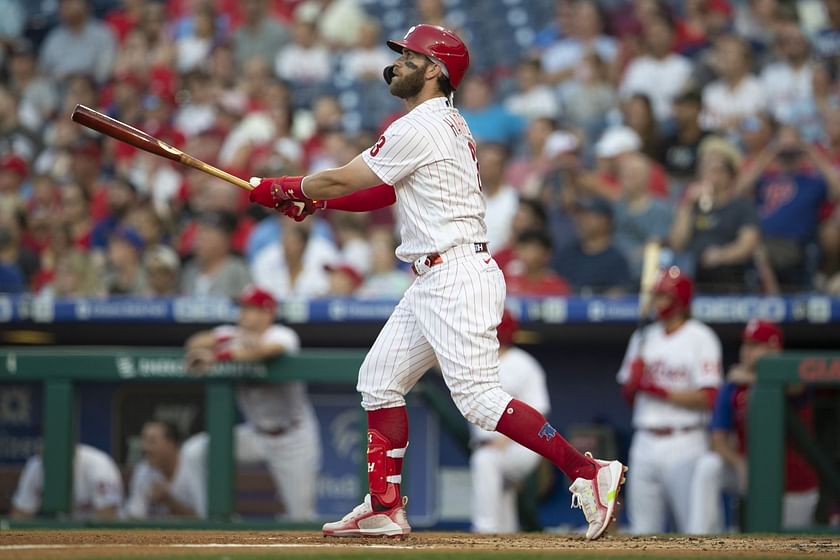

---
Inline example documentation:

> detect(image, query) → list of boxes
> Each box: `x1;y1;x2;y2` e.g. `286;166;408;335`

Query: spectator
560;51;616;147
701;35;767;132
504;229;571;296
589;126;669;200
315;0;370;49
0;84;39;162
325;263;364;296
737;111;777;165
733;0;783;56
173;71;217;137
175;4;220;73
125;203;169;250
689;320;819;533
815;0;840;76
342;19;394;82
251;218;338;299
143;245;181;297
274;20;331;85
332;213;372;274
38;0;117;83
0;0;24;55
58;183;93;249
105;226;147;295
0;202;32;293
41;249;104;298
494;197;550;274
505;117;557;195
416;0;452;29
760;20;815;127
71;140;109;221
656;90;710;186
504;58;561;121
11;444;123;519
532;0;574;51
619;13;693;123
0;154;29;205
234;0;289;68
478;144;518;251
623;93;661;160
470;310;551;533
7;40;59;132
541;0;618;87
552;196;632;295
184;285;321;520
301;95;345;172
736;125;840;288
357;227;411;298
459;75;525;146
124;420;202;519
91;175;139;249
670;138;760;292
181;212;250;298
613;154;673;284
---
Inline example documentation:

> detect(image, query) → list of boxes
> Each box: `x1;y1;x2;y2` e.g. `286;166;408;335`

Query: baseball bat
70;104;253;191
636;241;662;349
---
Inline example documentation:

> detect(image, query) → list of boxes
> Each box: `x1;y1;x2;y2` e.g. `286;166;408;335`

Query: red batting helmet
386;24;470;89
743;319;784;348
239;285;277;312
652;266;693;320
497;309;519;347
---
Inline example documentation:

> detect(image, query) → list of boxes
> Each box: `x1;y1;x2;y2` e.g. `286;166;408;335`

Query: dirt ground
1;530;838;559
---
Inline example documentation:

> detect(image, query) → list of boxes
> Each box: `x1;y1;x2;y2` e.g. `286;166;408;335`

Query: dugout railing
748;351;840;533
0;346;366;523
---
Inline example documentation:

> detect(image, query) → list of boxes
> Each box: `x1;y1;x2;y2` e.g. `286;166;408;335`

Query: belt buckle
412;256;433;276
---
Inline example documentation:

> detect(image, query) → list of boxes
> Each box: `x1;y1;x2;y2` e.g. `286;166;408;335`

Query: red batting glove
621;357;646;404
278;198;327;222
637;378;670;399
248;176;308;209
214;348;234;362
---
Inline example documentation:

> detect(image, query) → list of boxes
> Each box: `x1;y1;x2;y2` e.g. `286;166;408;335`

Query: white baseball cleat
568;452;627;540
322;494;411;538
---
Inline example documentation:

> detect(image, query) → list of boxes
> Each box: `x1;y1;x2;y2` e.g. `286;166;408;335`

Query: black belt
411;242;488;275
256;421;299;437
642;425;704;437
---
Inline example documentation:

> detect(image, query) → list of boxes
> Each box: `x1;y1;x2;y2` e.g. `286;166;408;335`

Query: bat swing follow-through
70;104;254;192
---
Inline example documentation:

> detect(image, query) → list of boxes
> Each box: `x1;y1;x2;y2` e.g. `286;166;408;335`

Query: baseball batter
184;285;321;520
11;444;123;519
688;320;819;533
617;266;723;534
249;24;625;540
469;310;551;533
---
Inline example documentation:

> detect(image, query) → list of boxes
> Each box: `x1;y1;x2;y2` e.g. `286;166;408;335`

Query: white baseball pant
688;451;819;533
470;441;541;533
627;429;708;534
181;410;321;520
357;244;512;432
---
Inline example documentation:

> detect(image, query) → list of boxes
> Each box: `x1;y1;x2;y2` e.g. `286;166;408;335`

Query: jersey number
369;135;386;157
468;141;482;191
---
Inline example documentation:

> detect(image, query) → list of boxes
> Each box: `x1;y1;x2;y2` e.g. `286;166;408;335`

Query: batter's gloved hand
621;357;646;404
278;198;327;222
249;176;325;220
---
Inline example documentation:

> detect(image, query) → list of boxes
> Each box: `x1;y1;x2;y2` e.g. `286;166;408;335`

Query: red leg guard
367;429;405;510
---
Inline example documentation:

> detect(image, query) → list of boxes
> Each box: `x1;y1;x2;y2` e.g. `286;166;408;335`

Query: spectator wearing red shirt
504;229;571;297
688;320;819;533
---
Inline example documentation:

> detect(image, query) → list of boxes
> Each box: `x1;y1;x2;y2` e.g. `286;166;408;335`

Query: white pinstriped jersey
362;97;487;262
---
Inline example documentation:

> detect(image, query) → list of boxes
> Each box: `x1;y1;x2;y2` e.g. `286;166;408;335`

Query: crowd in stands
2;0;840;299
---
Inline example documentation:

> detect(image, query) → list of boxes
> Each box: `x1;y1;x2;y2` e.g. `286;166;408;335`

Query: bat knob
249;177;262;188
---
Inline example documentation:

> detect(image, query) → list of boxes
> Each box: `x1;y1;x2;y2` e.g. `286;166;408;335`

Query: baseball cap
143;245;180;272
239;285;278;311
595;126;642;158
575;196;613;219
698;136;743;170
0;154;29;177
543;131;580;158
324;263;364;288
110;226;145;252
743;319;783;348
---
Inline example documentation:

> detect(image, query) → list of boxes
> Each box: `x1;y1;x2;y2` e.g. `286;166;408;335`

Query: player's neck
403;91;446;113
662;315;688;334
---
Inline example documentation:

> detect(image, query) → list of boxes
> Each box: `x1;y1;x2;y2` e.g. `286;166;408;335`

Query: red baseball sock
495;399;596;480
367;406;408;510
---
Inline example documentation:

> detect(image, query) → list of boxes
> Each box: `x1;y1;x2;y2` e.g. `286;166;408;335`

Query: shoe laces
339;497;373;522
569;480;598;523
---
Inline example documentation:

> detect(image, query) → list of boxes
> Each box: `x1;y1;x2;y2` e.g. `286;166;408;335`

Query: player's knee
695;452;724;479
454;384;511;431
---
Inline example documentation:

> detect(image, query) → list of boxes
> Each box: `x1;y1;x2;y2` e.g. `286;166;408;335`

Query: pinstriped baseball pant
357;245;513;431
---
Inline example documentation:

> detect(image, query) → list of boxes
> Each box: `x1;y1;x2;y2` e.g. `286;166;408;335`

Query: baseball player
124;420;204;519
184;285;321;520
688;320;820;533
617;266;723;534
248;24;626;540
470;310;551;533
11;444;123;519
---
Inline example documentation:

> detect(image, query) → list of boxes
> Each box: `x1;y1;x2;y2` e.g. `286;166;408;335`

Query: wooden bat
70;104;253;191
636;241;662;351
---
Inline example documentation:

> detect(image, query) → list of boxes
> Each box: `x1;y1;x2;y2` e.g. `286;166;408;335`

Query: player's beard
389;65;426;99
